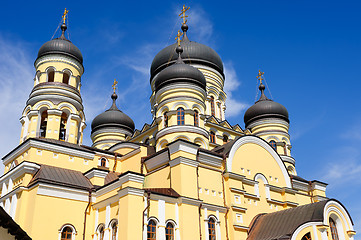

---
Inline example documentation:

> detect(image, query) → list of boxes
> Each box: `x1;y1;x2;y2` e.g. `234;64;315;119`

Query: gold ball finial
257;69;265;84
112;79;118;93
175;30;183;46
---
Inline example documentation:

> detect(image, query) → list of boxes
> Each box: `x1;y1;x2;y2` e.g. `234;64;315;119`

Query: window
100;158;107;167
269;140;277;151
177;108;185;125
301;232;311;240
194;110;199;126
210;131;215;144
164;112;168;127
210;96;215;116
98;225;104;240
62;71;70;84
330;218;339;240
47;68;55;82
147;220;156;240
40;110;48;138
111;221;118;240
59;112;68;141
223;135;228;144
145;138;150;145
283;142;287;155
165;222;174;240
61;226;72;240
208;218;216;240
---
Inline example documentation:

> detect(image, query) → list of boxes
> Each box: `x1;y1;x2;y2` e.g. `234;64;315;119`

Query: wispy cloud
0;36;33;170
224;62;249;118
188;7;213;43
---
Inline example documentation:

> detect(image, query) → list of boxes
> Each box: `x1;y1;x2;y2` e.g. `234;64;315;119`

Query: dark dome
91;93;135;134
36;24;83;64
150;24;223;79
244;84;289;127
153;46;206;92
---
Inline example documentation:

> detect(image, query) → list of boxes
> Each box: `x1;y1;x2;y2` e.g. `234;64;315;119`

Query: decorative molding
84;169;109;179
37;183;90;202
0;161;40;185
201;203;227;213
144;150;169;172
281;155;296;165
156;125;209;140
198;151;223;168
169;156;198;168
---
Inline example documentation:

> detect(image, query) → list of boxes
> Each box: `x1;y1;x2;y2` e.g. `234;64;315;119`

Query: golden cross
175;30;183;46
257;69;265;84
112;79;118;93
62;8;69;24
179;5;190;24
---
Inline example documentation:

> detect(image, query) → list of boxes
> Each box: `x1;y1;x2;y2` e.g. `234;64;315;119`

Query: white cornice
84;169;108;179
96;172;144;197
167;139;200;155
0;161;40;184
198;151;223;168
156;125;209;140
169;156;198;168
144;150;169;172
37;183;90;202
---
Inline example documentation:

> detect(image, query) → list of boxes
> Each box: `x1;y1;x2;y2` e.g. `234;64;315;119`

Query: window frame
177;107;185;125
208;217;216;240
210;131;216;144
59;224;76;240
147;219;157;240
269;140;277;151
210;96;215;116
330;218;339;240
194;110;199;127
165;222;175;240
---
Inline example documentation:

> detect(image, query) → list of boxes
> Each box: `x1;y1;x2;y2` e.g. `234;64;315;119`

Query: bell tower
19;10;86;144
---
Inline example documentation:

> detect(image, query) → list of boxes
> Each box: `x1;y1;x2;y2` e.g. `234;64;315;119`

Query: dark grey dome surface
244;84;289;127
150;31;223;79
91;94;135;134
154;61;206;92
37;24;83;64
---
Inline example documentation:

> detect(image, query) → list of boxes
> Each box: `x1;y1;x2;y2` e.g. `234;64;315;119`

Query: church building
0;8;356;240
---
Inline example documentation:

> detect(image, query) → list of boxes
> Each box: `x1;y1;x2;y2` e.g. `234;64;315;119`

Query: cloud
224;62;249;117
188;7;213;43
0;36;34;171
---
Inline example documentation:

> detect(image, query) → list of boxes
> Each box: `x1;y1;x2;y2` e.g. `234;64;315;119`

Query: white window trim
58;224;77;240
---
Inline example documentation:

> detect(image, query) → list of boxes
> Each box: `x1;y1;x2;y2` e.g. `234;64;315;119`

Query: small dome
36;24;83;64
153;46;206;92
150;24;223;80
244;83;289;127
91;93;135;134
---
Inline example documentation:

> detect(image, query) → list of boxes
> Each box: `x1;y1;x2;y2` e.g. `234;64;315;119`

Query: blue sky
0;0;360;234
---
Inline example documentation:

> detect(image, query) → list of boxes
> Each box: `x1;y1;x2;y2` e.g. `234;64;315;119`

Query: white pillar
216;210;221;240
2;182;7;197
9;194;17;218
204;208;208;238
143;197;148;240
175;203;180;240
93;209;98;240
5;197;11;213
158;200;165;240
104;204;110;240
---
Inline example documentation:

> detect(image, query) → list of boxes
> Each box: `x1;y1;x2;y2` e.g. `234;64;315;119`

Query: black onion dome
244;83;289;127
37;24;83;64
91;93;135;134
150;23;223;80
153;45;206;92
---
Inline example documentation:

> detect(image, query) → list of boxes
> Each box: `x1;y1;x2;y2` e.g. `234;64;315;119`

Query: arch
287;166;296;175
147;218;158;240
254;173;270;199
171;135;191;142
323;200;354;232
192;103;204;114
96;223;105;240
75;76;81;89
177;107;185;125
227;136;292;188
194;137;207;149
58;103;77;114
157;139;168;151
171;101;189;111
62;69;72;85
39;108;48;138
34;101;53;110
35;71;41;85
99;157;108;168
165;221;175;240
46;67;56;82
265;136;280;142
158;106;170;118
222;134;229;144
59;223;77;240
281;137;290;144
108;219;118;240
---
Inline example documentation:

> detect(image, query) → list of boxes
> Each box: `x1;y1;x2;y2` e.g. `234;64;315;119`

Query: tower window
62;71;70;84
194;110;199;127
223;135;228;144
164;112;168;127
165;222;174;240
301;232;311;240
111;221;118;240
98;225;104;240
208;218;216;240
283;142;287;155
210;131;216;144
47;68;55;82
61;226;72;240
330;218;339;240
40;110;48;138
147;220;156;240
100;158;107;167
59;112;68;141
177;107;185;125
210;96;215;116
269;140;277;152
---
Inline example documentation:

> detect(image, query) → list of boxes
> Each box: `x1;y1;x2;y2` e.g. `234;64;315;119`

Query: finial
112;79;118;93
256;70;268;101
62;8;69;24
175;31;184;64
175;30;183;47
179;5;190;24
257;69;264;84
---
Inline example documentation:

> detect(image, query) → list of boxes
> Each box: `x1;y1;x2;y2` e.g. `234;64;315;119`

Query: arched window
194;110;199;127
59;112;68;141
100;158;107;167
165;222;174;240
177;108;185;125
330;218;339;240
145;138;150;145
111;221;118;240
210;96;215;116
223;135;228;144
301;232;311;240
47;68;55;82
62;70;70;84
269;140;277;152
40;110;48;138
283;142;287;155
210;131;216;144
164;112;168;127
147;220;156;240
208;218;216;240
98;225;105;240
61;226;72;240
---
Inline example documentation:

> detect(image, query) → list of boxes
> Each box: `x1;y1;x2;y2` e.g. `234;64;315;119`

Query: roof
0;206;32;240
247;200;328;240
28;165;94;190
145;188;181;198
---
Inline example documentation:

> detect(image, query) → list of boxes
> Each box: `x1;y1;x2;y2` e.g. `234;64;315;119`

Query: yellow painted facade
0;10;356;240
